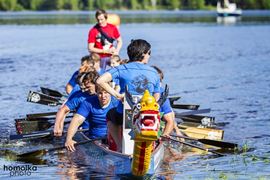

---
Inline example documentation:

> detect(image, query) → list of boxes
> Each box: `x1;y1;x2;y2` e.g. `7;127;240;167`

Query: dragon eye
136;103;141;109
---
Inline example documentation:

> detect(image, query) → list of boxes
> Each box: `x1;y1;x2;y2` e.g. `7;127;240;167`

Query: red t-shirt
88;23;120;58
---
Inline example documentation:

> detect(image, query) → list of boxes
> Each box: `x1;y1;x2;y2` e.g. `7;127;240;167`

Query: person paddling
65;85;120;152
151;65;183;136
54;71;99;137
96;39;161;152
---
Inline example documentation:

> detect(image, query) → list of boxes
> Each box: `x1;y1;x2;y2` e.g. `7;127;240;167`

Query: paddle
161;136;225;156
175;108;211;118
168;96;181;105
15;118;72;134
180;114;215;124
18;136;105;157
170;134;238;149
10;129;87;141
26;111;75;119
27;91;64;106
40;87;65;98
171;104;200;110
26;111;59;118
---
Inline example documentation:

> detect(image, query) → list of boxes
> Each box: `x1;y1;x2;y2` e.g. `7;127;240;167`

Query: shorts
106;107;123;126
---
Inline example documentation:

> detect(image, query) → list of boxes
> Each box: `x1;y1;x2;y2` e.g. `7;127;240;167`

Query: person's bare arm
96;72;124;100
65;114;85;152
54;105;70;137
114;36;123;55
65;83;73;95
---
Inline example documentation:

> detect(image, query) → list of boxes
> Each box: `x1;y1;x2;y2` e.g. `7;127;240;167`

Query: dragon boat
73;89;166;176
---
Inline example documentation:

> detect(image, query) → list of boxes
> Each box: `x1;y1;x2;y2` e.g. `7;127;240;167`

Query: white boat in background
217;0;242;17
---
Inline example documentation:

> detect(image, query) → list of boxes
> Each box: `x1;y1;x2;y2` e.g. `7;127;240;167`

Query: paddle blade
168;96;181;105
40;87;63;98
171;104;200;110
198;139;238;149
27;91;61;106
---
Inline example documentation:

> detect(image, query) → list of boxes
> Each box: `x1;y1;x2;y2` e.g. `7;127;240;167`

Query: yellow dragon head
132;90;161;141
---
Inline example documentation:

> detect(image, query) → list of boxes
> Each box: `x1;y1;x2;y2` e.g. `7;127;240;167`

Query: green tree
130;0;139;9
188;0;204;9
95;0;106;9
0;0;18;11
260;0;270;9
87;0;94;10
170;0;180;10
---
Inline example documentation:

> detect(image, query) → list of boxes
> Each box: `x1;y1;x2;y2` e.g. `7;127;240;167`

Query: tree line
0;0;270;11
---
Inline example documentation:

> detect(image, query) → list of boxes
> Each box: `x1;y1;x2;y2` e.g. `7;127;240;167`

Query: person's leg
100;57;111;71
106;108;123;152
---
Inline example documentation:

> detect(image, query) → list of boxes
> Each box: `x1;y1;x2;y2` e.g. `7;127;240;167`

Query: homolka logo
3;164;37;177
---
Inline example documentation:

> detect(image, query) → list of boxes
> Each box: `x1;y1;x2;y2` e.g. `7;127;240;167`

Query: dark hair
77;71;99;88
95;9;108;19
81;55;90;64
151;65;164;82
127;39;151;62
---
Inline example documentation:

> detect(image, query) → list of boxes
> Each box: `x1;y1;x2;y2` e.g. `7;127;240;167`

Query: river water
0;11;270;179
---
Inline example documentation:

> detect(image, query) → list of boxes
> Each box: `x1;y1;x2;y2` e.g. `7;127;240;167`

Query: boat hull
74;132;164;176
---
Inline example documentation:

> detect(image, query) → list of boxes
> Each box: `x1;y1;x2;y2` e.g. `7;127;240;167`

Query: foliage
0;0;270;11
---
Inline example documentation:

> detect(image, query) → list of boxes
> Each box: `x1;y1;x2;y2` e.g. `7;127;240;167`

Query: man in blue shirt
96;39;161;152
54;71;98;137
65;85;119;152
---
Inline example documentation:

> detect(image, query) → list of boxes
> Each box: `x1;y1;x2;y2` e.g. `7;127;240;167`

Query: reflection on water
217;16;242;25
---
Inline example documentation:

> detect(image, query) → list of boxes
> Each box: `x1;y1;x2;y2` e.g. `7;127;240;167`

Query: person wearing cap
88;9;122;71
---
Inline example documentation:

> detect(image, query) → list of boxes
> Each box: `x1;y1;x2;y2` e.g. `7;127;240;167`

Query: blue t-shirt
160;98;173;115
65;90;93;129
68;84;81;97
76;95;120;138
68;70;79;87
108;62;160;113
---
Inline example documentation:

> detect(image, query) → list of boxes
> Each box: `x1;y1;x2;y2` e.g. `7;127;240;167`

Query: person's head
95;9;108;27
96;85;111;107
127;39;151;63
77;71;99;94
79;55;94;73
151;65;164;82
110;55;127;67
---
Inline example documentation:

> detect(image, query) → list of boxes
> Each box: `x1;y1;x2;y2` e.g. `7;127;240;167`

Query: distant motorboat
217;0;242;17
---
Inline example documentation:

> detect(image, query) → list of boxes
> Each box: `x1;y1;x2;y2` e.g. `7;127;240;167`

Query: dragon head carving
132;90;161;141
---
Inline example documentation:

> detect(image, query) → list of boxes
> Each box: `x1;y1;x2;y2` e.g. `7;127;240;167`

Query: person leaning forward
88;9;122;71
96;39;161;152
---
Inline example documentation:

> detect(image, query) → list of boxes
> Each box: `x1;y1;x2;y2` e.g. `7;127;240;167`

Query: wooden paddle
10;129;87;141
162;136;225;156
178;124;224;140
170;134;238;149
27;91;64;106
18;136;105;157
